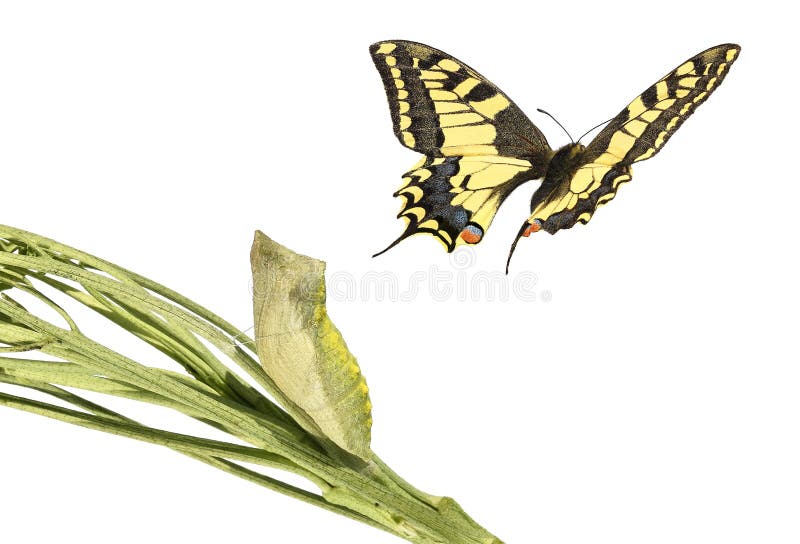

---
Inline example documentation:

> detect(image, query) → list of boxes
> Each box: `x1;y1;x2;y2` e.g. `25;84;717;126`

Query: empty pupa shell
250;231;372;460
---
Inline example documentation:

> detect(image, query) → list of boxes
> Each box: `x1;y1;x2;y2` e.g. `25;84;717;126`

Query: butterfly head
552;141;586;162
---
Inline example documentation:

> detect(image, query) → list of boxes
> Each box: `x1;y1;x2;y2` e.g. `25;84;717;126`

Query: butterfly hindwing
376;155;534;254
528;163;633;234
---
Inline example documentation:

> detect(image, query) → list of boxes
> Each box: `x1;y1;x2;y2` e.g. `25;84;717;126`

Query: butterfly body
370;40;740;268
528;143;589;229
539;143;587;198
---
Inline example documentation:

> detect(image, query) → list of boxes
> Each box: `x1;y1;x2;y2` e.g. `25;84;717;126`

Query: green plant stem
0;225;502;544
0;379;397;538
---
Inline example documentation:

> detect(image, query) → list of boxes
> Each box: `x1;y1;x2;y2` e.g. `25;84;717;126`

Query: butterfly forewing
370;40;549;157
586;44;741;166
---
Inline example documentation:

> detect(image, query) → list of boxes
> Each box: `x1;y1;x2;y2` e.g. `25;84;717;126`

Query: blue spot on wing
464;224;483;236
451;209;469;228
419;158;470;234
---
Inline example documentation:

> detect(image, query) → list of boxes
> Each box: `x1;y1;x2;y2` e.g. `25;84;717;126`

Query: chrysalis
250;231;372;460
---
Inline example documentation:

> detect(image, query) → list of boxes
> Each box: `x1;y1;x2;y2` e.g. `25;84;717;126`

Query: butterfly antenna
577;115;616;144
537;108;574;144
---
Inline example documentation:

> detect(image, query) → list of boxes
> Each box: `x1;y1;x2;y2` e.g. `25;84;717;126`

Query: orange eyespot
459;224;484;244
522;219;542;237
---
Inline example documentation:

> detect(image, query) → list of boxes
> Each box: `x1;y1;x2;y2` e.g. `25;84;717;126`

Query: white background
1;1;798;543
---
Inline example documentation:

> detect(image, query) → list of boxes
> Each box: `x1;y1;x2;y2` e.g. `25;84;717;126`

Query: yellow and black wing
378;154;536;254
370;40;551;253
533;44;740;234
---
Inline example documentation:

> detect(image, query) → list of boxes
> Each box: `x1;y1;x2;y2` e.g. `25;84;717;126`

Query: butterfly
370;40;740;271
